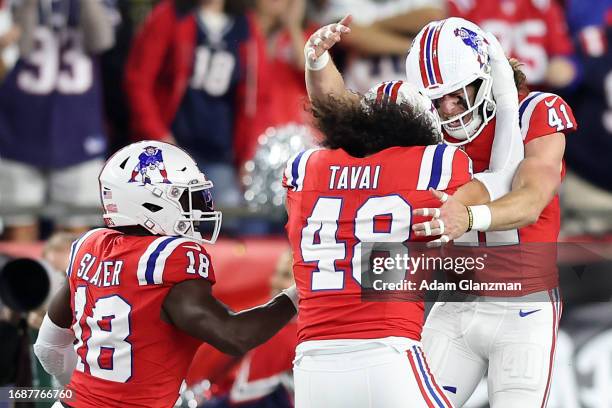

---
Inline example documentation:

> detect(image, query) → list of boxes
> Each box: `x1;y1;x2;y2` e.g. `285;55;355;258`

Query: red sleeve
523;95;578;144
446;148;473;192
544;1;575;57
124;1;176;141
162;240;216;286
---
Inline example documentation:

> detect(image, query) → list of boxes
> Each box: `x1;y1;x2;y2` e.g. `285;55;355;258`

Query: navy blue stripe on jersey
67;239;79;277
291;150;306;190
518;92;543;130
413;346;447;408
66;229;104;277
145;237;180;284
427;144;447;190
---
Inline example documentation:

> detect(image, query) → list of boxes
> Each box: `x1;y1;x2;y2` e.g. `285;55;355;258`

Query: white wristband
281;285;299;311
305;50;330;71
469;205;492;231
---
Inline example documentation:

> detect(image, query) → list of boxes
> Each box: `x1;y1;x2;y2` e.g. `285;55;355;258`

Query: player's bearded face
433;84;478;129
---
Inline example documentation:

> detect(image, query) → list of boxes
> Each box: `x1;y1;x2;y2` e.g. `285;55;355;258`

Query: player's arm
33;280;78;385
304;15;359;105
413;133;565;239
485;133;564;229
163;279;297;356
469;33;525;204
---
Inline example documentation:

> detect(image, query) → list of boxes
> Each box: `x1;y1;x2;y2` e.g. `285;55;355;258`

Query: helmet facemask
435;76;496;146
405;18;498;146
172;180;222;244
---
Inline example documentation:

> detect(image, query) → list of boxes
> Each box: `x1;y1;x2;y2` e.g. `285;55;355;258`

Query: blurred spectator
565;0;612;35
100;0;157;154
125;0;249;208
448;0;577;89
0;302;31;392
195;249;297;408
0;0;115;242
561;7;612;234
310;0;444;93
232;0;315;170
25;232;79;398
0;0;20;81
27;231;78;330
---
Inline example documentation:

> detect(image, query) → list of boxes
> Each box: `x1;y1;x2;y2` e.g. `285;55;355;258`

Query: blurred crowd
0;0;611;243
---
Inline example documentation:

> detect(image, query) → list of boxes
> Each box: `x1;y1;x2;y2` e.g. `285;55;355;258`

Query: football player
285;81;468;407
404;18;575;407
0;0;115;240
304;15;576;407
33;141;298;408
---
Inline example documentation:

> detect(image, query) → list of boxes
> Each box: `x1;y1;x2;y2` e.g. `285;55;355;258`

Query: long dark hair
311;95;440;158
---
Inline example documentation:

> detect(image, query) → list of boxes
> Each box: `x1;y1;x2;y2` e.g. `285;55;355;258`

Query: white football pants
293;337;454;408
422;289;562;408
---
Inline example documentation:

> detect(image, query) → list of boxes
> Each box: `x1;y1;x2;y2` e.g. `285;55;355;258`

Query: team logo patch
128;146;172;185
454;27;488;67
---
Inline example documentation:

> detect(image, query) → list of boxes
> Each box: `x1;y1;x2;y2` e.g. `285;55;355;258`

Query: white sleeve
473;32;525;201
473;108;524;201
33;314;78;386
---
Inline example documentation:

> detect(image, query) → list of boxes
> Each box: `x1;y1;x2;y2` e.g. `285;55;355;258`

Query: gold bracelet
466;206;473;232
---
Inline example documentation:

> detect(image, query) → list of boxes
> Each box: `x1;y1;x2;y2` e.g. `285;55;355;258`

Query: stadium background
1;0;611;407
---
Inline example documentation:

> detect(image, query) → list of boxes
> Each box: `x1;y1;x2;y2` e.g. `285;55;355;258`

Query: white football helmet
363;80;442;141
99;141;222;244
405;17;496;145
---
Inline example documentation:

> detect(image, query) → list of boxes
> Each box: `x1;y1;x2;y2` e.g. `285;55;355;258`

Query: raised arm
412;133;565;242
163;279;297;356
469;33;525;203
304;15;358;104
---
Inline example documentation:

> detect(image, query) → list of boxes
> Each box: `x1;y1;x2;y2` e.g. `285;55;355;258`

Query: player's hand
412;189;469;246
304;15;352;62
484;31;518;110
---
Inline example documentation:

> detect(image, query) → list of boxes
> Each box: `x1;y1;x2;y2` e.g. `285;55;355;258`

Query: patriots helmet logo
128;146;172;185
454;27;488;67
